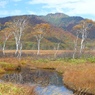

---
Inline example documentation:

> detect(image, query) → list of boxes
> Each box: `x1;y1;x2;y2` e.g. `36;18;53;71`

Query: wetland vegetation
0;50;95;95
0;14;95;95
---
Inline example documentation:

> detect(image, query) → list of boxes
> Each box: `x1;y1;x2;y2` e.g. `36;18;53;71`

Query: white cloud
62;0;95;16
28;0;95;17
0;0;21;8
29;0;80;5
0;1;8;8
0;0;95;20
12;0;22;2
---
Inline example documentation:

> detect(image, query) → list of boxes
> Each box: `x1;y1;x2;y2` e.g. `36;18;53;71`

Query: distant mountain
0;15;45;25
38;13;84;31
38;13;68;26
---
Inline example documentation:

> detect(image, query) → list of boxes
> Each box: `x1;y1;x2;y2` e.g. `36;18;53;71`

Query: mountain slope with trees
38;13;84;31
0;13;95;51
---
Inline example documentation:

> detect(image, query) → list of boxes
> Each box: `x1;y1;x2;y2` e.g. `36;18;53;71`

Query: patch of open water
0;68;73;95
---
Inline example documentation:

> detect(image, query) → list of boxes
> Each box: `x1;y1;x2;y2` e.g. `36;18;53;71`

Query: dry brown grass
3;49;95;54
0;67;6;74
0;58;20;72
63;64;95;94
1;55;95;94
24;57;95;94
3;50;73;55
0;57;19;64
0;83;37;95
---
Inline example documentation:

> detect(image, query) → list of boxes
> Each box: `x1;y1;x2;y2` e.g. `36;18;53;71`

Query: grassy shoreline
0;82;36;95
0;57;95;94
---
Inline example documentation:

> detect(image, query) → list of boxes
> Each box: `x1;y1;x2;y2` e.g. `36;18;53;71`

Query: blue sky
0;0;95;20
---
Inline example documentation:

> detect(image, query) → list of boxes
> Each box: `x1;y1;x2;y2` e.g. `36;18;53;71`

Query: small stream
0;68;73;95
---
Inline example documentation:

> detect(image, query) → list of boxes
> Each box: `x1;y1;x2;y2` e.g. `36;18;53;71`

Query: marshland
0;14;95;95
0;50;95;95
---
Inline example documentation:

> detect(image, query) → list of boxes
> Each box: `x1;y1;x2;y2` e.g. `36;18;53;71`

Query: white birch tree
54;43;60;59
73;25;81;58
1;27;12;55
0;23;13;55
33;23;50;55
13;17;27;58
73;19;94;57
5;17;27;58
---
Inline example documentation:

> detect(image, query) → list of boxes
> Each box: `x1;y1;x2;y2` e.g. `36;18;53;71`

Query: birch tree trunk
73;33;79;59
37;39;41;55
54;43;60;59
80;38;85;55
73;41;77;59
35;34;43;55
2;33;12;56
19;43;22;59
15;42;19;55
2;40;7;55
80;30;86;56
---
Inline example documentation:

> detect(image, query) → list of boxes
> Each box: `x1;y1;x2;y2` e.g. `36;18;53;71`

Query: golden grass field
3;50;73;54
0;83;36;95
0;50;95;94
3;50;95;57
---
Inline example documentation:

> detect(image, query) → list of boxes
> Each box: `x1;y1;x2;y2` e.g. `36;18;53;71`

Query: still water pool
0;68;73;95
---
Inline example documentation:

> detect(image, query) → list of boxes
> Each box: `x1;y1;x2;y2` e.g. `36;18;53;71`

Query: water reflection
0;68;63;86
0;68;73;95
36;86;72;95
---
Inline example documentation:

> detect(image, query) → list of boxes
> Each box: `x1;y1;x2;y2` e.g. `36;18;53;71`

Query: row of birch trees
0;16;95;58
0;16;50;58
0;17;27;58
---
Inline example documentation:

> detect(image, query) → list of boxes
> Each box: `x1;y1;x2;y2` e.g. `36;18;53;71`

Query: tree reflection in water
0;68;63;86
0;68;73;95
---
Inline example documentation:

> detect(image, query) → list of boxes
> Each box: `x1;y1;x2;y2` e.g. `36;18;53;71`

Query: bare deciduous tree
5;17;28;58
54;43;60;59
73;25;81;58
1;27;12;55
73;19;94;57
0;23;13;55
33;23;50;55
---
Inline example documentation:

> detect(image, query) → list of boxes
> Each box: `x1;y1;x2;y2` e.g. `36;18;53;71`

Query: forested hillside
0;13;95;50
